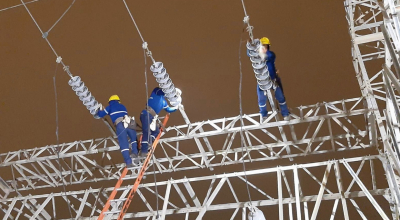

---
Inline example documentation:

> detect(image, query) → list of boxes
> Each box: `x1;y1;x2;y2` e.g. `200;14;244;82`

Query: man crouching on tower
96;95;138;168
139;87;180;158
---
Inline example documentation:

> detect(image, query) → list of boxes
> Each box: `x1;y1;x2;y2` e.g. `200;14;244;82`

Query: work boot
130;153;139;165
141;151;149;158
283;114;291;121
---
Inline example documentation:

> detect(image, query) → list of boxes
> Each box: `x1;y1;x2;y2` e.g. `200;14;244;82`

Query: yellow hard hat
109;95;120;102
260;37;270;45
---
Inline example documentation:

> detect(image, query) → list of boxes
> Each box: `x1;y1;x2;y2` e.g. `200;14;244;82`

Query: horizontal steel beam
0;155;390;219
0;97;371;193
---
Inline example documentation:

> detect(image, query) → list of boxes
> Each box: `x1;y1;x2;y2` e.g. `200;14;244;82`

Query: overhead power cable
0;0;40;13
122;0;182;107
44;0;76;38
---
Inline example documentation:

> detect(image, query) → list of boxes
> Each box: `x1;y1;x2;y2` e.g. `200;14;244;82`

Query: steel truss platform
0;155;394;219
0;97;370;193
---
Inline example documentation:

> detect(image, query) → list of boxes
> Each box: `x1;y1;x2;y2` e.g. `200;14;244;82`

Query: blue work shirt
98;100;128;124
147;88;177;114
247;49;277;80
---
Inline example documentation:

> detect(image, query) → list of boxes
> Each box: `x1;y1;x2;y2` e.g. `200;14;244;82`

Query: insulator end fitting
150;62;182;106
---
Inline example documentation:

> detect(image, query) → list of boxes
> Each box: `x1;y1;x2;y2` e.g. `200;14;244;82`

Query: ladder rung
127;166;141;170
116;187;129;191
104;210;121;215
122;175;139;181
111;198;127;202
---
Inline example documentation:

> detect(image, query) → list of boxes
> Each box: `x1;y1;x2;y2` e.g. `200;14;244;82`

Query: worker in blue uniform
249;37;290;120
96;95;138;167
140;87;179;157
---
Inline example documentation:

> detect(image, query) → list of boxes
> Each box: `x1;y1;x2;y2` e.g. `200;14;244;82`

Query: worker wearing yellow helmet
247;37;290;120
97;95;138;167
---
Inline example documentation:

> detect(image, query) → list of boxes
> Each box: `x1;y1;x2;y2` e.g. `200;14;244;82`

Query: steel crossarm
0;155;391;219
0;98;371;193
345;0;400;213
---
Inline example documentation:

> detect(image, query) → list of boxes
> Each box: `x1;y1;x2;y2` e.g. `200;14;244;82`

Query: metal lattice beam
345;0;400;214
0;97;370;193
0;155;391;219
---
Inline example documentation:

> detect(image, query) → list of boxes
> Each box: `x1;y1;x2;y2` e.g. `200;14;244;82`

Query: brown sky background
0;0;372;218
0;0;359;150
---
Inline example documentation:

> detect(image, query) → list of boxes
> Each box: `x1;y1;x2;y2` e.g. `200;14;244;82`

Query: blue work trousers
140;110;160;154
257;78;289;117
115;122;138;165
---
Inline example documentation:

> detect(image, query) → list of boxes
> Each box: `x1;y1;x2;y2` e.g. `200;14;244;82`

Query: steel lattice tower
1;0;400;219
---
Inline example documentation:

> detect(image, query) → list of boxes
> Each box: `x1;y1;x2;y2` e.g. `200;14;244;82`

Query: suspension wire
241;0;248;17
123;0;144;43
143;49;160;218
20;0;75;217
123;0;160;214
122;0;155;64
20;0;71;76
53;63;74;219
0;0;40;13
45;0;76;36
238;23;253;206
240;0;254;42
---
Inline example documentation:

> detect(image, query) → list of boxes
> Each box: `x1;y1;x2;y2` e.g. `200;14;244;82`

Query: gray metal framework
345;0;400;214
0;97;369;194
0;155;393;219
0;0;399;219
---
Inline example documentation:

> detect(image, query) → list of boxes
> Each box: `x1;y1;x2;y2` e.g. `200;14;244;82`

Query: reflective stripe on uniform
259;104;267;107
141;141;148;144
110;111;127;115
279;102;286;105
104;109;108;114
121;149;129;152
131;141;137;144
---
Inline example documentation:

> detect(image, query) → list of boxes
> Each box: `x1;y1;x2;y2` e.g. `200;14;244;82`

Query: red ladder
98;114;169;220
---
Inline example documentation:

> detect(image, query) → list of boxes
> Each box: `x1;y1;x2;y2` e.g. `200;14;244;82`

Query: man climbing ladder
96;95;138;167
139;87;180;157
248;37;290;121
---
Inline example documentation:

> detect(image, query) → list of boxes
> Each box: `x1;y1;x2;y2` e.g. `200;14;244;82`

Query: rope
238;23;253;206
0;0;40;13
53;63;74;219
143;48;160;219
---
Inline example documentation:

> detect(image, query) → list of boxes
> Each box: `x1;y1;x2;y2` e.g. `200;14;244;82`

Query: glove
170;105;179;110
150;115;158;131
93;104;102;119
123;115;131;128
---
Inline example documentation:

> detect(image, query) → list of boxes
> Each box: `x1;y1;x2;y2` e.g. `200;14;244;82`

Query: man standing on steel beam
249;37;290;121
139;87;180;157
96;95;138;168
